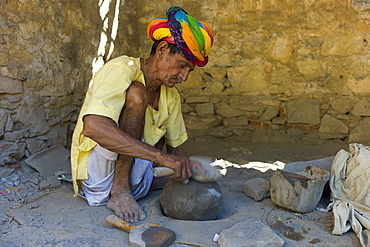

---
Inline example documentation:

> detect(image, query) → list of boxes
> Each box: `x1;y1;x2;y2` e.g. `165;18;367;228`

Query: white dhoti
79;144;154;206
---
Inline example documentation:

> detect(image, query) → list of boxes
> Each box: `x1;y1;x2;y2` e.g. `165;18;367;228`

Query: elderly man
71;6;214;222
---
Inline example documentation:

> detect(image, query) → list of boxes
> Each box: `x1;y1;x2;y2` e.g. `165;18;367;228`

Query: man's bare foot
106;191;146;222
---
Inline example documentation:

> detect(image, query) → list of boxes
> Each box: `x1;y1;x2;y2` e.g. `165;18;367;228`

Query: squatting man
71;6;215;222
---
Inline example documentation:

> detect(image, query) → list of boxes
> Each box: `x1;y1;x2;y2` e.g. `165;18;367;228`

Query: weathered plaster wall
1;0;370;167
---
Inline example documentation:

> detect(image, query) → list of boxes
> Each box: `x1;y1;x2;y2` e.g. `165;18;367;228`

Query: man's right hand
160;153;192;181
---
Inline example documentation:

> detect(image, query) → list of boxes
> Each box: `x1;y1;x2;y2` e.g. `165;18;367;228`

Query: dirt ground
0;136;362;246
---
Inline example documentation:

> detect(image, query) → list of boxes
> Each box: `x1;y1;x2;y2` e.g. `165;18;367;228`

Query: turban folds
147;6;214;67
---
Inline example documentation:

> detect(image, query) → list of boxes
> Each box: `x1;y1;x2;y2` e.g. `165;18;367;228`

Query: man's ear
156;41;169;57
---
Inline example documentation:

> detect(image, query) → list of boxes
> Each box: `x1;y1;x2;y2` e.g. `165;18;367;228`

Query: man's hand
161;145;192;180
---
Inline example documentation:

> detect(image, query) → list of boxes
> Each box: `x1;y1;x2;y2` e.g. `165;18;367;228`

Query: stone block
184;115;223;130
260;107;279;121
223;117;250;127
297;60;324;81
267;37;294;64
0;108;8;137
319;114;348;138
271;69;291;85
243;178;270;201
283;99;320;126
352;97;370;116
331;98;352;114
160;179;222;221
0;75;22;94
218;219;284;247
228;64;268;92
349;117;370;145
321;33;364;56
185;95;210;103
215;102;244;118
195;103;214;117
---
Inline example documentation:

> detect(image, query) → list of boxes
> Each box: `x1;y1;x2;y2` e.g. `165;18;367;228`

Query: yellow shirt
71;56;188;195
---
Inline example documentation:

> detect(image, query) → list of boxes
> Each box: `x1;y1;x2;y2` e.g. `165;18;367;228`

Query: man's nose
180;69;191;82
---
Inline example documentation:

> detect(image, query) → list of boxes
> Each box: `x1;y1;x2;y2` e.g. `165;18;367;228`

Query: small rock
1;173;21;187
160;179;222;221
243;178;270;201
218;219;284;247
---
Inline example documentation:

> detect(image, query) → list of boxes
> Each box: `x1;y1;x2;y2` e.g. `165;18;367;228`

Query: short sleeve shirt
70;56;188;195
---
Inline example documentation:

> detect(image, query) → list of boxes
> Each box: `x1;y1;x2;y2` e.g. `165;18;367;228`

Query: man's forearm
83;114;165;163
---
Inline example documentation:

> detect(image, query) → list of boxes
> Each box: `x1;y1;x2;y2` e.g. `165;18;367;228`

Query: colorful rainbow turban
147;6;214;67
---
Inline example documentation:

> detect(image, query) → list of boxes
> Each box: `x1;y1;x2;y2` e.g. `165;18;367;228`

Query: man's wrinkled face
160;52;196;88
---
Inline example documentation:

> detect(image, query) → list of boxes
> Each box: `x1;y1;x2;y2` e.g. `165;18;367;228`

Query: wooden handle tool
106;215;176;247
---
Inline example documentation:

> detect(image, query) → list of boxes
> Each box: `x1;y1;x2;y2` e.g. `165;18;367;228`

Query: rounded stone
160;179;222;221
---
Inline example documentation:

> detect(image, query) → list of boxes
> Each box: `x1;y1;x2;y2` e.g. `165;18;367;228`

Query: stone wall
2;0;370;167
126;0;370;145
0;0;101;166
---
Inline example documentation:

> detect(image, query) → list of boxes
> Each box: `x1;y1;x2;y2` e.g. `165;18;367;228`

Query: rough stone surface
160;179;222;221
331;98;352;114
215;102;245;118
243;178;270;201
349;117;370;144
352;97;370;116
284;99;320;126
195;103;214;117
260;107;279;122
218;219;284;247
319;114;348;139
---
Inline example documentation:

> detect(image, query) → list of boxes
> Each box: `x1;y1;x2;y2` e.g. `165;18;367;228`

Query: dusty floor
0;136;361;246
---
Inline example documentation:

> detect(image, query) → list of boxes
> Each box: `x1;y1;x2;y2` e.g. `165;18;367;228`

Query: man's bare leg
107;81;148;222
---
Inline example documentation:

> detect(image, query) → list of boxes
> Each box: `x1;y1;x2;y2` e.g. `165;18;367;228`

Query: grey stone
208;126;233;138
0;75;22;94
26;139;48;156
243;178;270;201
352;97;370;116
195;103;214;117
349;117;370;145
331;98;352;114
160;179;222;221
0;108;8;137
218;219;284;247
319;114;348;138
181;103;194;114
0;141;26;165
17;94;49;136
186;95;210;103
215;102;244;118
4;129;26;142
270;166;329;213
260;107;279;121
223;117;250;127
184;115;223;130
284;99;320;126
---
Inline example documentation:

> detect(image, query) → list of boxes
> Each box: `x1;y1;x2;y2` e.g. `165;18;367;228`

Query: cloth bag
329;143;370;247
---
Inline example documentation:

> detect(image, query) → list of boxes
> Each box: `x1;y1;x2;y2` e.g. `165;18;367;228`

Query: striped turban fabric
147;6;214;67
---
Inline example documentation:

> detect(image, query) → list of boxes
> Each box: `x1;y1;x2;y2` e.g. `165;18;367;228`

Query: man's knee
125;81;148;109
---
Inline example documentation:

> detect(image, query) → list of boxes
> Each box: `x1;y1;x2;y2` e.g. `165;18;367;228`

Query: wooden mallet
106;215;176;247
